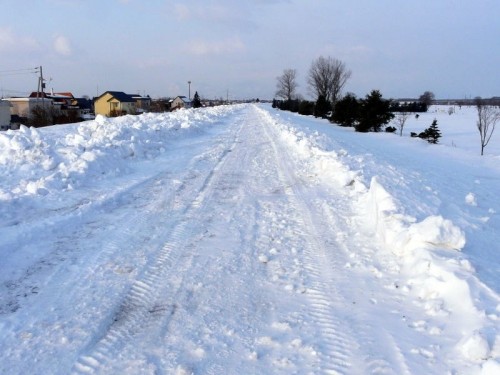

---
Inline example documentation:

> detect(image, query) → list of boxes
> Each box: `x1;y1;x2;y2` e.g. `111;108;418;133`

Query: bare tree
475;97;500;155
275;68;298;101
394;112;410;136
307;56;351;106
419;91;435;107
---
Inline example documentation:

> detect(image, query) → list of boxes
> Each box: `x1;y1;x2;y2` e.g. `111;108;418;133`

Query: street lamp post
188;81;191;100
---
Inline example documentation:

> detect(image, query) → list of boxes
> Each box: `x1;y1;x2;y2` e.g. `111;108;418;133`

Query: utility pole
188;81;191;100
36;65;46;109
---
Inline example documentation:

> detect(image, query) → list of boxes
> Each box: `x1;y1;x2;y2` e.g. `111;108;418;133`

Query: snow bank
362;177;466;254
0;106;238;200
260;110;364;192
355;173;498;369
261;106;499;372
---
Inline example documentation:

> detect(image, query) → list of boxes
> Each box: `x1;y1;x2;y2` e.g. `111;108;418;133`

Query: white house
170;96;192;111
3;97;53;120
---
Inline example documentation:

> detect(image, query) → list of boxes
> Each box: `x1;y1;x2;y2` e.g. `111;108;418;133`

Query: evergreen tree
192;91;202;108
423;119;441;144
355;90;394;132
298;100;315;116
331;93;359;127
314;95;331;118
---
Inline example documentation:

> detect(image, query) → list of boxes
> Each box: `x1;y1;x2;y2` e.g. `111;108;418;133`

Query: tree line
273;56;436;130
273;57;449;146
275;59;500;154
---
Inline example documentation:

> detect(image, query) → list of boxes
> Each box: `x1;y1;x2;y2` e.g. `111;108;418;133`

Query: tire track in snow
257;106;414;374
319;202;413;375
72;122;244;374
257;108;363;374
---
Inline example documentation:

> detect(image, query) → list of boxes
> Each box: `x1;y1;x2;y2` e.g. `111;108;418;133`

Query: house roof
28;92;49;98
175;96;192;104
74;98;93;110
54;92;74;99
28;92;73;100
129;94;151;101
97;91;136;103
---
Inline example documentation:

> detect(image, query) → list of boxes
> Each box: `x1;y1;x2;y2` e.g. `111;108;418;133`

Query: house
27;91;94;121
3;97;53;122
130;94;151;114
94;91;136;117
0;100;12;130
170;96;192;111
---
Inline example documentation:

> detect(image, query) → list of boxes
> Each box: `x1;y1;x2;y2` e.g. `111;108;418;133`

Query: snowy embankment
0;108;234;202
0;103;499;373
256;105;500;372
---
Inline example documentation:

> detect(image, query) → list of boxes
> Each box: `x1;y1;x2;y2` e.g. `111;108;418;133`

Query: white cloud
53;35;72;56
173;3;232;22
174;4;191;20
185;37;245;56
0;27;39;52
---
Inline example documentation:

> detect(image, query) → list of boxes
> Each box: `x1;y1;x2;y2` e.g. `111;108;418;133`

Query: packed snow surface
0;104;499;374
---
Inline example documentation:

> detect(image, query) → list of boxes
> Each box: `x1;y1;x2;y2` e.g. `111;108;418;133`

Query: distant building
170;96;192;111
130;94;151;114
94;91;136;117
3;97;52;121
0;100;12;130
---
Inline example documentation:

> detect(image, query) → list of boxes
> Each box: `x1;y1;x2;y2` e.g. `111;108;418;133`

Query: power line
1;88;31;95
0;67;38;77
0;67;38;73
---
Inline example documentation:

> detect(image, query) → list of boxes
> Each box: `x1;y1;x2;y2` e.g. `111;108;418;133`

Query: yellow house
94;91;137;117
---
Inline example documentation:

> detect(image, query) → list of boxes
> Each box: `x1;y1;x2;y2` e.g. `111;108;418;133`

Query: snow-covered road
1;104;498;374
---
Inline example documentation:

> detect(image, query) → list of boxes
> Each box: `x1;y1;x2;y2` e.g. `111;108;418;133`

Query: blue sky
1;0;499;100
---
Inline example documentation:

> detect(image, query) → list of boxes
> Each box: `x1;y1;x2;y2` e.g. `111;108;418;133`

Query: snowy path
1;105;498;374
68;106;370;374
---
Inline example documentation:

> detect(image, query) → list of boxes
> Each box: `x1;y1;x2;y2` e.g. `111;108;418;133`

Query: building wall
171;97;190;110
135;98;151;113
4;98;52;119
121;101;136;114
94;93;114;116
0;101;11;129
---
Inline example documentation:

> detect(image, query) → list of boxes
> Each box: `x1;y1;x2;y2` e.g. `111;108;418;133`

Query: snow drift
256;105;500;373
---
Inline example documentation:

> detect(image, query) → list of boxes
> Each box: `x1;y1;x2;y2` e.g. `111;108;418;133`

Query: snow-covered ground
0;103;498;374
